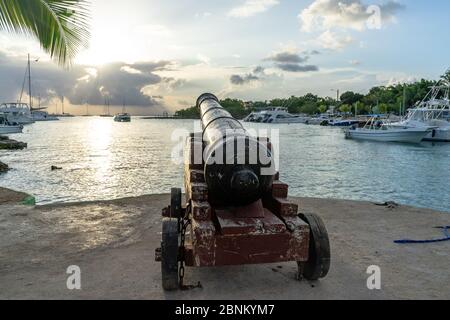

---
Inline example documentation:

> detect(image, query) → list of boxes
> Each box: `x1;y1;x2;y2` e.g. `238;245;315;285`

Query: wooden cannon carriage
156;93;330;290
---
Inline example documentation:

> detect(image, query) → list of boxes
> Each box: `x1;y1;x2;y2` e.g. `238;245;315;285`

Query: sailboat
0;54;35;125
114;102;131;122
31;97;59;121
82;102;93;117
100;98;113;117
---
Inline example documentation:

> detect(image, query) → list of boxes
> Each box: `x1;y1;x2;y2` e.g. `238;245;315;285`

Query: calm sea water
1;117;449;212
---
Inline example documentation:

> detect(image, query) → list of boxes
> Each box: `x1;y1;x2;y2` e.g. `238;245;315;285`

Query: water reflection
0;118;449;212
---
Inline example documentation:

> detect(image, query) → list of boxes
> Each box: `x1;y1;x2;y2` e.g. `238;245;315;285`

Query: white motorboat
243;107;307;124
0;102;34;125
390;80;450;142
305;116;329;125
0;113;23;134
345;118;432;144
321;118;360;127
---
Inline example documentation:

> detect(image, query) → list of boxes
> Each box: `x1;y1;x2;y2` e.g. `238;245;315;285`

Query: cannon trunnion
157;94;330;291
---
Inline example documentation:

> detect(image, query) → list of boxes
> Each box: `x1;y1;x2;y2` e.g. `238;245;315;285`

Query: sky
0;0;449;115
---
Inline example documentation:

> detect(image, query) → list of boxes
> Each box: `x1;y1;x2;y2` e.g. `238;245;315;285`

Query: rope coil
395;226;450;244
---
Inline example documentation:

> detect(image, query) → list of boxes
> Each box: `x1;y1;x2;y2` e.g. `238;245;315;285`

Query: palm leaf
0;0;90;67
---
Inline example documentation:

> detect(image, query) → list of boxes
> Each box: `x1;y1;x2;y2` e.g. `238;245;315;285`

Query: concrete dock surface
0;187;448;300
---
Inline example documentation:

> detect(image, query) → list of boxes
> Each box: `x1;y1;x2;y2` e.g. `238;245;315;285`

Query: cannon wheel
298;213;330;281
161;218;179;291
170;188;182;219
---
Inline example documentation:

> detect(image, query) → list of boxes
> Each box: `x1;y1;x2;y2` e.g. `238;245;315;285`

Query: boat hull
263;118;307;124
6;115;34;125
32;117;59;122
423;128;450;142
346;129;430;144
114;116;131;122
0;126;23;134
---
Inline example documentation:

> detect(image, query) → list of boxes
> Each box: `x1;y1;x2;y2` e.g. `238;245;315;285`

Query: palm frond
0;0;91;67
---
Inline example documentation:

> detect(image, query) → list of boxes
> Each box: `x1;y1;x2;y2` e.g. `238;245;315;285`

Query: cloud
230;73;259;85
195;12;212;18
276;63;319;72
134;24;172;37
299;0;405;32
349;60;361;65
228;0;279;18
265;50;319;73
386;76;417;86
229;65;269;86
127;61;175;73
197;54;211;65
318;30;353;50
253;66;265;74
265;52;309;64
0;51;180;109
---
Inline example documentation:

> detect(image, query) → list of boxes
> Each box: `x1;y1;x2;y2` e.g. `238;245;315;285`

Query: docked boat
345;118;432;143
0;103;34;125
114;113;131;122
390;82;450;142
0;113;23;134
321;118;360;127
243;108;307;124
305;116;329;125
31;110;59;121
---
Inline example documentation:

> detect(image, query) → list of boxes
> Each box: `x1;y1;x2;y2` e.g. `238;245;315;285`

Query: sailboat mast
28;54;32;109
402;86;406;117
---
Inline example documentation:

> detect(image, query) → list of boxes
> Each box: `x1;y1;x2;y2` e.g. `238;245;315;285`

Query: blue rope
394;226;450;244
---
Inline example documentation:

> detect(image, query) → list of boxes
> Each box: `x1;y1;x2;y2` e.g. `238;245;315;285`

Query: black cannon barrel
196;93;274;206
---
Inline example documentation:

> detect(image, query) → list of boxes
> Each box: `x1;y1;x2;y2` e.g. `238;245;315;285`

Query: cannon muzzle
196;93;274;206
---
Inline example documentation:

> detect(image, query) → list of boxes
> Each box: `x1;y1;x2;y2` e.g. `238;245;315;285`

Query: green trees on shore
175;73;449;119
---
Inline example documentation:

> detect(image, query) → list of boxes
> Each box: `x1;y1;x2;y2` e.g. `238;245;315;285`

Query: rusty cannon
156;93;331;290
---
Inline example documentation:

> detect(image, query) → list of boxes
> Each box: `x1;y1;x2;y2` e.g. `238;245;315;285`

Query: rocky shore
0;136;27;150
0;161;8;173
0;136;27;174
0;187;448;300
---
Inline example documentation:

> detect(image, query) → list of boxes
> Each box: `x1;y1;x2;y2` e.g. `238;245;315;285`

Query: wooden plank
191;219;216;266
272;181;289;199
184;137;204;171
216;209;286;236
263;197;299;217
191;201;212;220
188;231;309;267
189;169;205;183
